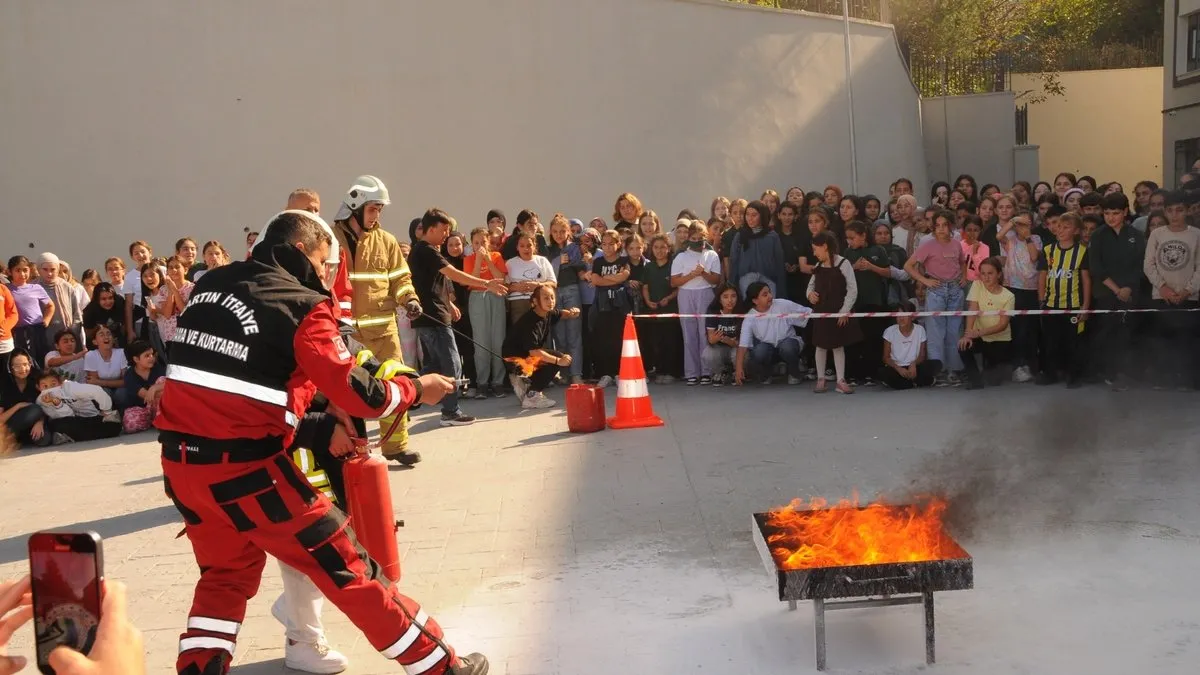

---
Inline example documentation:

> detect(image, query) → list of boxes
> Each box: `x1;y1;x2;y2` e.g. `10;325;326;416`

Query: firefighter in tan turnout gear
332;175;423;465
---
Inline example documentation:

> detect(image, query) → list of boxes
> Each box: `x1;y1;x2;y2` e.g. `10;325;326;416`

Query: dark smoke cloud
898;393;1184;542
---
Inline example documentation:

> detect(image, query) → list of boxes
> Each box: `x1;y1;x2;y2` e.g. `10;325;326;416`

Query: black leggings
52;416;122;442
591;310;627;378
877;360;940;389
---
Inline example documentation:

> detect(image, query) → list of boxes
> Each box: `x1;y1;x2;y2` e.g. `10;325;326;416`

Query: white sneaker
271;596;348;674
1012;365;1033;383
596;375;614;388
522;392;557;409
285;639;349;674
786;375;802;385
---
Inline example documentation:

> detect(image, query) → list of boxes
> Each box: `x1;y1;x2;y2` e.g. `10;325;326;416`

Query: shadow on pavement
0;504;180;564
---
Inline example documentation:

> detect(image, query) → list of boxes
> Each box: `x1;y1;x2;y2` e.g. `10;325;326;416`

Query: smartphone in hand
28;531;104;675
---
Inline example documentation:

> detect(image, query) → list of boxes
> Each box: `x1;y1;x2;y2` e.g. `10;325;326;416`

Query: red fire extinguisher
343;447;403;582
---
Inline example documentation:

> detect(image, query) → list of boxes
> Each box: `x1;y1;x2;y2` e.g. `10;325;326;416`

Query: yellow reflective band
356;315;396;328
355;350;375;367
347;272;389;281
394;284;416;297
387;267;408;279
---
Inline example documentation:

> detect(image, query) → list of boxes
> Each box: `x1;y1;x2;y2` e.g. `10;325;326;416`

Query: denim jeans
415;325;462;417
924;284;964;371
6;404;51;446
748;336;803;379
552;284;583;377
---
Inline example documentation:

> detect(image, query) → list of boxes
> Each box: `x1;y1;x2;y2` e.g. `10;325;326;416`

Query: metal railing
1015;103;1029;145
906;37;1163;98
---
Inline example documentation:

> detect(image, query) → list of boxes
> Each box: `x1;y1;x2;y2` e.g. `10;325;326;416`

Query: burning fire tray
752;506;973;671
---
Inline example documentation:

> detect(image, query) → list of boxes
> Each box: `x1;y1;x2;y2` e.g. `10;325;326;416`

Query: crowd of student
3;165;1200;449
0;239;227;447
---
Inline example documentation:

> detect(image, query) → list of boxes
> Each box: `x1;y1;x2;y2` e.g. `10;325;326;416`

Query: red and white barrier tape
633;307;1200;320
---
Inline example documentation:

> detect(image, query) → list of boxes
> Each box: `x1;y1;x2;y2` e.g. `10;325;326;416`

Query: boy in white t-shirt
879;303;938;389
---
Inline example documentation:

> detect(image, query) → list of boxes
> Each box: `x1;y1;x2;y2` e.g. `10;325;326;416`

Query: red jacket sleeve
0;286;16;341
293;300;417;419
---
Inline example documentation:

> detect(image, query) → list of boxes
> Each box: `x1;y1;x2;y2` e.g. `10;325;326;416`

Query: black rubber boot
384;450;422;466
449;652;489;674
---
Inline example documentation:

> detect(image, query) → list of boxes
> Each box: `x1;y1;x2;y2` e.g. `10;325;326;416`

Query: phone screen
30;536;102;671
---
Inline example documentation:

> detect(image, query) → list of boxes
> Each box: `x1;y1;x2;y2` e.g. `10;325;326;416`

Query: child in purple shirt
6;256;54;364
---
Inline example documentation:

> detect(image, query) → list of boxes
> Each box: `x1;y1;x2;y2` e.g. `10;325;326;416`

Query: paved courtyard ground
3;383;1200;674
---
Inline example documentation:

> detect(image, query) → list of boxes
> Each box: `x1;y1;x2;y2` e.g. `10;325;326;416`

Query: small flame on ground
505;356;542;377
766;496;950;570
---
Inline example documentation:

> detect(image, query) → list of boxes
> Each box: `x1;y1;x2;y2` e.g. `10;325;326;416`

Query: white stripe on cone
617;377;649;399
621;339;641;358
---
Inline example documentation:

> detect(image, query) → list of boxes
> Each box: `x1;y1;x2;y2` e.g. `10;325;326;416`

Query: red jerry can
342;453;402;582
566;384;606;433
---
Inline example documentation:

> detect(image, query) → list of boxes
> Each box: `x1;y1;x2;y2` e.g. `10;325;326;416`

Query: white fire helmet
253;210;340;287
334;175;390;222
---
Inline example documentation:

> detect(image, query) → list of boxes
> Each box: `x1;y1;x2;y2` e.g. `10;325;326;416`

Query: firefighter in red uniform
156;210;488;675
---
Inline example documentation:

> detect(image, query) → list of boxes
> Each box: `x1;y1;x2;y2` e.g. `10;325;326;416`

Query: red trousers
162;449;456;675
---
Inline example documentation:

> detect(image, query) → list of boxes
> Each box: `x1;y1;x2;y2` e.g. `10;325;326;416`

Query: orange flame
765;496;951;570
505;356;542;377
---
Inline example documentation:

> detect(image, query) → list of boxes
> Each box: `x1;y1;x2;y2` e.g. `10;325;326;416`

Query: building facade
1164;0;1200;185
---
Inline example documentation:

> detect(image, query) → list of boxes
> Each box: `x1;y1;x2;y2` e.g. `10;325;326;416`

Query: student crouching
503;286;581;409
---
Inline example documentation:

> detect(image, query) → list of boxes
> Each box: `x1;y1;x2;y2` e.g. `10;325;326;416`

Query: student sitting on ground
502;285;581;410
44;329;87;382
118;340;165;433
957;257;1014;390
35;369;122;442
878;301;939;389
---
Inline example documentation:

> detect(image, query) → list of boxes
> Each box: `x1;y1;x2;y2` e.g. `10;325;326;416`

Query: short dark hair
421;208;456;231
1101;192;1130;212
962;214;984;229
125;339;154;363
486;209;506;225
1163;190;1188;208
844;220;868;237
53;329;76;346
261;212;331;252
409;217;423;243
957;200;978;215
677;208;698;220
1079;192;1103;208
175;237;196;252
1045;205;1068;219
1081;214;1103;228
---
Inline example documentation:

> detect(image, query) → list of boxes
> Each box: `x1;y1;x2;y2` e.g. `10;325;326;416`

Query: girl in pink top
960;216;990;284
904;211;968;382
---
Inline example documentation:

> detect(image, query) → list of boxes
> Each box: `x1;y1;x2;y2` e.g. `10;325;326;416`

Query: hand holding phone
48;581;144;675
28;532;103;674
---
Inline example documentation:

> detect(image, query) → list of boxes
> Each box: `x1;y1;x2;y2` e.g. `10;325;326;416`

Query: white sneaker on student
270;596;348;674
596;375;614;388
285;639;348;674
1012;365;1033;383
522;392;557;409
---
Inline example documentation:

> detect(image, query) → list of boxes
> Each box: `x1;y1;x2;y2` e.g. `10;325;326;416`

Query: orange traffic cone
607;315;665;430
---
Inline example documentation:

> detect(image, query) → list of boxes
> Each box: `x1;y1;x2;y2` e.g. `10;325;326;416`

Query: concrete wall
0;0;926;271
921;92;1017;190
1012;68;1163;191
